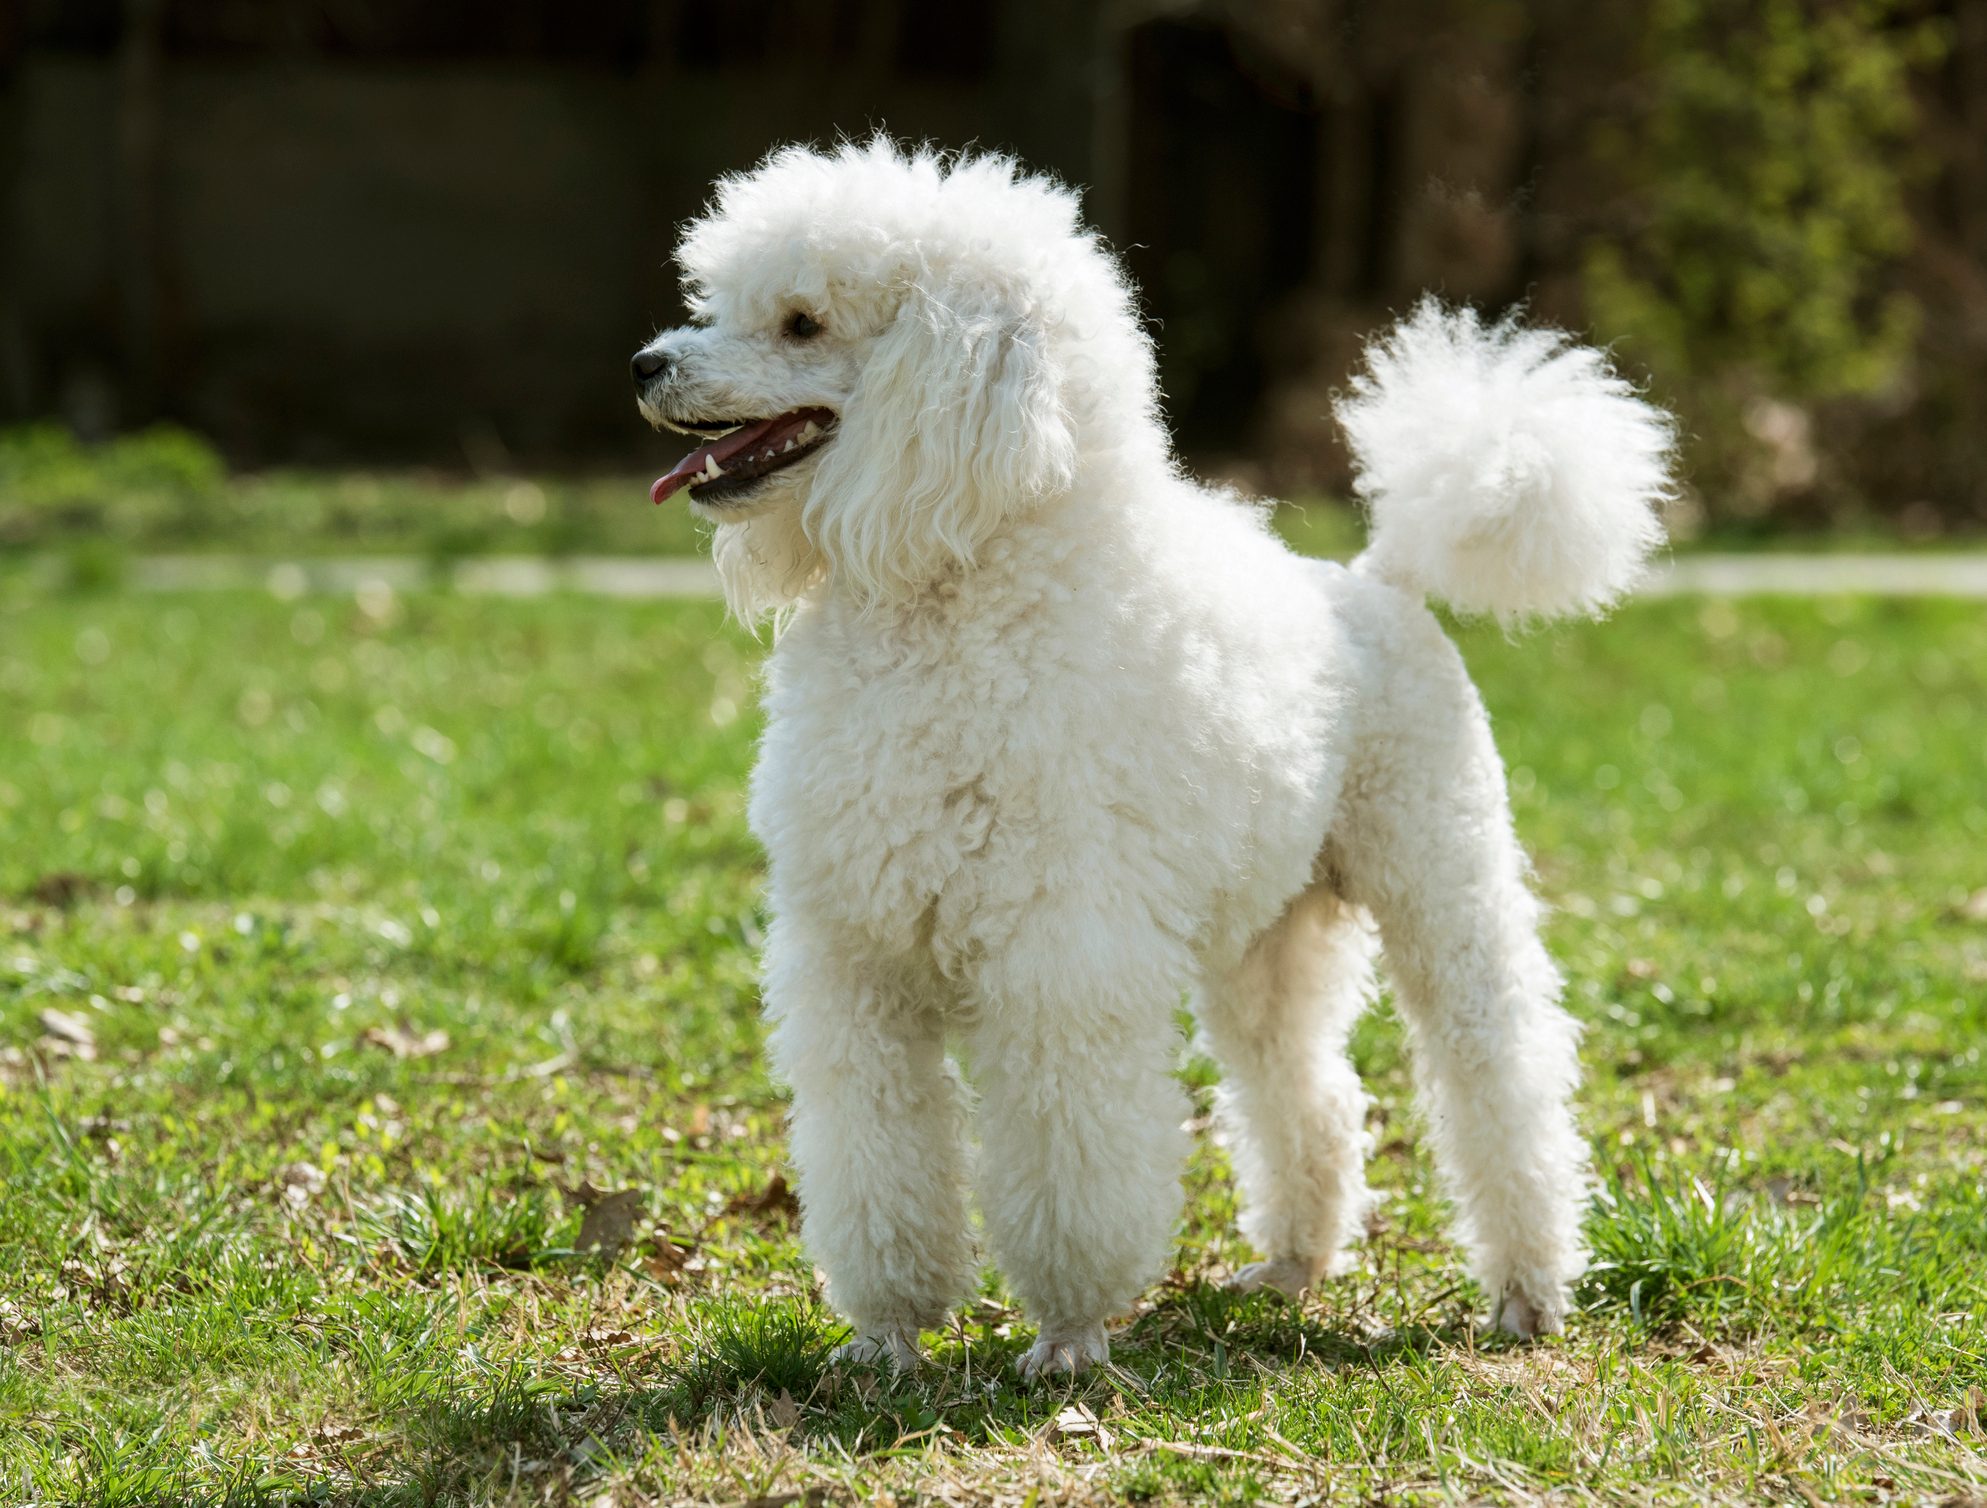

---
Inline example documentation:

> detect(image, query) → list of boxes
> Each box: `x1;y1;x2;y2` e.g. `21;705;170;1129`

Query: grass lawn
0;424;1362;565
6;421;1985;569
3;584;1986;1505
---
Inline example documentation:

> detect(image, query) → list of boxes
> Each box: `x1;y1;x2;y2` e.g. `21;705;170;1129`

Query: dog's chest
749;610;1038;958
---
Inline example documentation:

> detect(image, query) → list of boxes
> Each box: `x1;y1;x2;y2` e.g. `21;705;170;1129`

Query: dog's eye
783;310;823;342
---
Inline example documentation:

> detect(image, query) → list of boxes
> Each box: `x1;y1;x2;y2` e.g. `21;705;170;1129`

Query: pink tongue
650;408;831;504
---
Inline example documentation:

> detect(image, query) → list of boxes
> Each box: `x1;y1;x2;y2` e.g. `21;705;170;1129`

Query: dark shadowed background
3;0;1985;534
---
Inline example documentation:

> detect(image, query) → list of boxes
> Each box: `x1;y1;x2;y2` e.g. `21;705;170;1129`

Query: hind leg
1198;886;1378;1297
1375;885;1586;1333
1345;792;1589;1334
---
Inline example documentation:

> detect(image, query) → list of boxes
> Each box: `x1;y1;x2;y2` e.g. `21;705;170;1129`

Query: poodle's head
633;139;1158;619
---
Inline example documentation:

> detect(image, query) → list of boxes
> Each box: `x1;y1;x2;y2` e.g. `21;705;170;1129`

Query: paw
832;1326;923;1372
1016;1324;1109;1382
1224;1256;1327;1299
1491;1288;1563;1339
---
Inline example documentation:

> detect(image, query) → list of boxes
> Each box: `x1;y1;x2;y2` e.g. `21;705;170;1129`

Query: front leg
763;921;975;1369
966;922;1193;1381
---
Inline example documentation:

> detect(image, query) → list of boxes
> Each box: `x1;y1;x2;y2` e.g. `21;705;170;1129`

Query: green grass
0;463;717;562
4;419;1984;568
2;584;1985;1505
0;460;1368;571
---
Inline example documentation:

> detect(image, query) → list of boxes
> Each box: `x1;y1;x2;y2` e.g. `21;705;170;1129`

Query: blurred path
119;555;718;597
1641;553;1987;598
21;552;1987;600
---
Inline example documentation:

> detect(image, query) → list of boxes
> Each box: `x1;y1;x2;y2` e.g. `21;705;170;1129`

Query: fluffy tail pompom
1336;299;1675;626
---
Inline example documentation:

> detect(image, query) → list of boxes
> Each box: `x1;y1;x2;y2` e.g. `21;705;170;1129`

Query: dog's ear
804;269;1076;605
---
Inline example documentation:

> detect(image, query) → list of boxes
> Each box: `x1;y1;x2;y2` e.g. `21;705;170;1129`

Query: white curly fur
1337;298;1674;626
632;139;1675;1378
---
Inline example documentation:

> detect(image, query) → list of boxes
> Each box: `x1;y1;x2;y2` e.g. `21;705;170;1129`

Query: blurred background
3;0;1985;558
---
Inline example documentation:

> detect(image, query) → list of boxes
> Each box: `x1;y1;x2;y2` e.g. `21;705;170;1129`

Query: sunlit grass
1;587;1984;1504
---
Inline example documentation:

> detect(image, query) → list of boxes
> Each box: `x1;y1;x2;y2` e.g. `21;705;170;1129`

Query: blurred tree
8;0;1986;529
1580;0;1948;519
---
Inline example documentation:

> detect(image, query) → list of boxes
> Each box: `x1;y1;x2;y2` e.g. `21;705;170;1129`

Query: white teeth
668;418;740;438
799;420;821;442
701;454;723;480
782;438;794;452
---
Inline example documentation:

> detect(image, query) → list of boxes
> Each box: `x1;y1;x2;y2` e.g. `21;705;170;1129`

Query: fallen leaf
554;1328;660;1365
59;1255;131;1307
1764;1176;1821;1208
37;1008;97;1060
568;1433;617;1468
565;1181;644;1259
765;1388;802;1430
358;1024;449;1059
0;1295;42;1343
283;1421;365;1464
725;1172;800;1224
277;1161;327;1208
29;872;93;908
1900;1391;1982;1439
1054;1401;1113;1450
639;1231;699;1284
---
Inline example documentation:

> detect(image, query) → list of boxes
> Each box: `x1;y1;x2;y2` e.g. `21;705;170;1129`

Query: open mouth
651;407;837;506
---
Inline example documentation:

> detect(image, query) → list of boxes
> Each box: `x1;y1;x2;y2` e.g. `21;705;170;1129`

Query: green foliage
1583;0;1949;521
349;1178;568;1277
661;1299;844;1412
0;423;718;558
1586;0;1941;402
0;421;1374;563
0;422;227;546
1583;1154;1875;1332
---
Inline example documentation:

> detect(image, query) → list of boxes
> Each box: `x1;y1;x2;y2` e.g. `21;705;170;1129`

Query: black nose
631;348;671;385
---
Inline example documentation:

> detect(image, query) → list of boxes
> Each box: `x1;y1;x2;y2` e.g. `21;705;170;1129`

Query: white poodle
632;140;1673;1380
